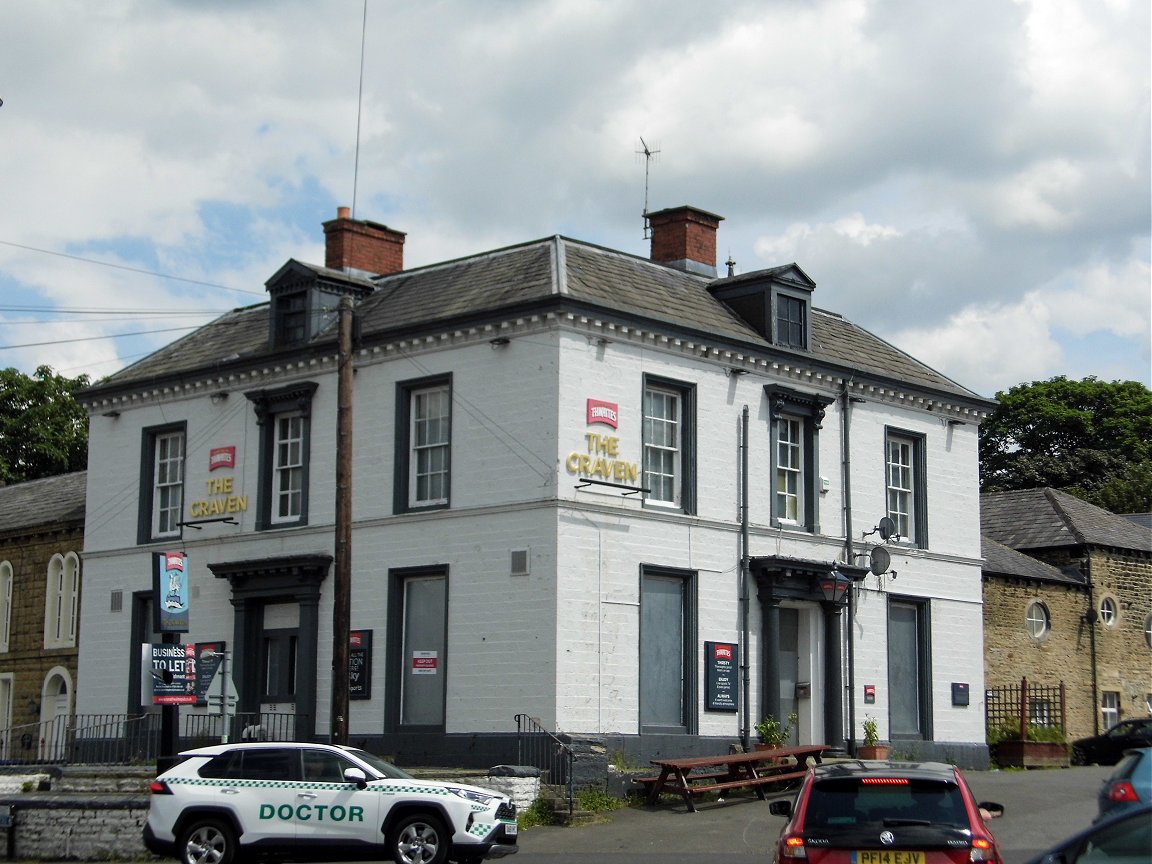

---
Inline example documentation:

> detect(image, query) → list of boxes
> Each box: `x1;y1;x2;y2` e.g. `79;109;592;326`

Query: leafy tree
0;365;90;484
979;376;1152;512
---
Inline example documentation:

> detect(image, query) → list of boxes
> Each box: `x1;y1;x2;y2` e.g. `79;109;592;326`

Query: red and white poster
411;651;439;675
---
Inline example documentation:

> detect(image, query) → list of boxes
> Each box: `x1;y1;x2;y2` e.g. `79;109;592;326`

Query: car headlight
446;786;499;805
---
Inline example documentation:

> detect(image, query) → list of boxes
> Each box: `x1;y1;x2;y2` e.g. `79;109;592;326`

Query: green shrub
518;796;561;829
576;788;623;813
987;718;1066;745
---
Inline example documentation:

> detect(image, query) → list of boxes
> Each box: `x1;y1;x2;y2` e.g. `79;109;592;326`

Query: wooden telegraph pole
331;295;354;744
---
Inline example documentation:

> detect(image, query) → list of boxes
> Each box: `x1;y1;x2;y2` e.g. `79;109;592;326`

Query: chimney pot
337;206;351;220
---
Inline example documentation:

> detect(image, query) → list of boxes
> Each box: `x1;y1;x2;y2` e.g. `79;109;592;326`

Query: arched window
1025;601;1050;640
0;561;12;652
44;553;80;649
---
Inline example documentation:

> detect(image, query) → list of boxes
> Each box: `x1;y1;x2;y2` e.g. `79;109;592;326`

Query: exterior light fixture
489;337;511;348
818;571;851;604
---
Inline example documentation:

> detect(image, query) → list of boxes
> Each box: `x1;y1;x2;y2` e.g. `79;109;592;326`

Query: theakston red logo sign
586;399;619;429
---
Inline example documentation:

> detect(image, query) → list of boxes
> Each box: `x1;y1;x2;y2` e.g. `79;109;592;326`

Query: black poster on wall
705;641;739;712
349;630;372;700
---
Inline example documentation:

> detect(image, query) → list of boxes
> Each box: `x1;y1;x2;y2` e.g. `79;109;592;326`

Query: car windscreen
342;747;416;780
803;776;968;830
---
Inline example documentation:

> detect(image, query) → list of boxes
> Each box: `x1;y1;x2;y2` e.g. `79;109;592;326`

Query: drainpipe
841;383;857;756
1083;555;1100;735
740;405;751;751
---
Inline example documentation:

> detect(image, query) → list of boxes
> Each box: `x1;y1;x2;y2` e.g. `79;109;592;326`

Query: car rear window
803;777;968;829
199;748;297;781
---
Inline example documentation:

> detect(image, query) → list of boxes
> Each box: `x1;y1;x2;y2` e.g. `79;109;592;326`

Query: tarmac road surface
512;763;1115;864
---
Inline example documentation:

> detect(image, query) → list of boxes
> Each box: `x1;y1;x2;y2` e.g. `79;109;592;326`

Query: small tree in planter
755;712;797;750
858;715;890;760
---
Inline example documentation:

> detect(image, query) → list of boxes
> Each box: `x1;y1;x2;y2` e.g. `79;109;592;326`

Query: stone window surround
1025;600;1051;642
1097;594;1120;629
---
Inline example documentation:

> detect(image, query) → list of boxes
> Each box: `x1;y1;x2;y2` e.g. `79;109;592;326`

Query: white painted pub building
76;206;994;767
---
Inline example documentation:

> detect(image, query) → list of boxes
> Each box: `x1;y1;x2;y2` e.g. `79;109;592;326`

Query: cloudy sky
1;0;1148;398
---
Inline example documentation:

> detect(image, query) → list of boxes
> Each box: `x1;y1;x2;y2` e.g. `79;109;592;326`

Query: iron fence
0;712;306;766
514;713;573;815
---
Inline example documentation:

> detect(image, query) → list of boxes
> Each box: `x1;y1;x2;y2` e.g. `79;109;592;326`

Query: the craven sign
188;445;249;518
566;399;640;483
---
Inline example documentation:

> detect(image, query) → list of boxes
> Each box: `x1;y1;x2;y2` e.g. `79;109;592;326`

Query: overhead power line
0;326;199;350
0;239;263;296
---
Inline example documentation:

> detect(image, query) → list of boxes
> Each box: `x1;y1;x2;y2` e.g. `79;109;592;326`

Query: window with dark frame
775;293;807;348
138;422;186;543
885;428;927;547
642;376;695;513
246;383;317;530
766;385;831;532
276;291;308;346
395;376;452;513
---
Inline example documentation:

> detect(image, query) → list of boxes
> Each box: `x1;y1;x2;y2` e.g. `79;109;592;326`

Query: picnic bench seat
642;744;826;812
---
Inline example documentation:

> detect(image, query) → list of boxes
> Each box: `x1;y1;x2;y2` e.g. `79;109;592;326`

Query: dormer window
276;291;308;346
264;259;376;349
710;263;815;351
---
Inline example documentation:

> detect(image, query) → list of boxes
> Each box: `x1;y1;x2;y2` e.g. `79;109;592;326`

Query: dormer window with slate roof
710;263;815;351
265;260;375;349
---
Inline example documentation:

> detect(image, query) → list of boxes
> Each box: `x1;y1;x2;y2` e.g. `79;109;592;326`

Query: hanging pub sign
705;641;739;712
153;551;190;633
349;630;372;700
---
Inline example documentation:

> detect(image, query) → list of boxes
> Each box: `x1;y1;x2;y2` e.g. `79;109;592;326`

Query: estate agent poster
148;642;198;705
705;641;739;711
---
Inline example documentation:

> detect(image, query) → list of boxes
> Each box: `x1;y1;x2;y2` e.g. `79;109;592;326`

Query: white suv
143;741;519;864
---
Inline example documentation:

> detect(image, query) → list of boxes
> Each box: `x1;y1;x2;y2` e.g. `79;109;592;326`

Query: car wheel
178;817;236;864
390;812;449;864
1071;746;1087;766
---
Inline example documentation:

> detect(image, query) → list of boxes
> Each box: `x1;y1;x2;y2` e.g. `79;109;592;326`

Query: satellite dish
877;517;896;541
869;546;891;576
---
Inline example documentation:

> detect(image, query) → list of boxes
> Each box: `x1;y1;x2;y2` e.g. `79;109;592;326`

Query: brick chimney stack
323;206;406;275
648;205;724;276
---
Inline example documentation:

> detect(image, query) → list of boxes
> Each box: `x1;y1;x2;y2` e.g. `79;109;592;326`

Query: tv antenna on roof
638;136;660;239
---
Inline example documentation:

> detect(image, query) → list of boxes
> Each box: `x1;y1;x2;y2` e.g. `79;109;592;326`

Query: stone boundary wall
0;767;540;861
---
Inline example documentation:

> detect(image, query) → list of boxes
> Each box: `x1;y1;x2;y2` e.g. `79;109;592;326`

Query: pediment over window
709;263;815;350
765;384;835;427
264;259;375;349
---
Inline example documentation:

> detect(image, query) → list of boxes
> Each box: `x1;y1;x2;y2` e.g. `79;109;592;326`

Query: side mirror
769;799;793;818
978;802;1004;820
344;767;368;789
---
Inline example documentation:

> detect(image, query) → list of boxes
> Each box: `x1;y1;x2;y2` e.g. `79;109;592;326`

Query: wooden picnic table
639;744;826;812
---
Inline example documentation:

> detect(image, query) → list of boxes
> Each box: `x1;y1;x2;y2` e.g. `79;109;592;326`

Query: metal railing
514;713;574;815
0;712;306;766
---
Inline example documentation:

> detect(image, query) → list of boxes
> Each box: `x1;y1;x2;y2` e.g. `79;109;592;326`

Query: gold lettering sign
566;433;639;483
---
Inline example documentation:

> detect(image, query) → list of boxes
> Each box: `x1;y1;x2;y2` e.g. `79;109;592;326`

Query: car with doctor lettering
768;760;1005;864
143;741;518;864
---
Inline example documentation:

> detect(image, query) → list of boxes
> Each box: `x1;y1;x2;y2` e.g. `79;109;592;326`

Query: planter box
857;745;891;760
995;740;1068;769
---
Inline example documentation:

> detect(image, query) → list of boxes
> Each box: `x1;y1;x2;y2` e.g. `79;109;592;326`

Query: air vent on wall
510;549;530;577
110;590;123;613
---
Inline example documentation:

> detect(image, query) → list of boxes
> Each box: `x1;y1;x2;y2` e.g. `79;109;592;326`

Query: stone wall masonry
0;795;149;861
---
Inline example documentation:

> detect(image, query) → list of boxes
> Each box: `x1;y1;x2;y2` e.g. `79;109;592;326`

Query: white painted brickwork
79;312;987;751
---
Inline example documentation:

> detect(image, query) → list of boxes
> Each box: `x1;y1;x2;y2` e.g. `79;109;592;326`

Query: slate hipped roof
982;488;1152;555
0;471;87;537
980;535;1084;586
82;236;992;406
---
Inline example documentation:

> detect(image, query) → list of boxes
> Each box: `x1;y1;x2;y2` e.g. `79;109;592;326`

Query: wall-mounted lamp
102;410;120;419
489;337;511;349
725;367;749;377
210;391;229;405
947;419;966;427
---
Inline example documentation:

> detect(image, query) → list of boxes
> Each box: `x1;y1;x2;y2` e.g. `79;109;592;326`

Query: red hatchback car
769;760;1005;864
